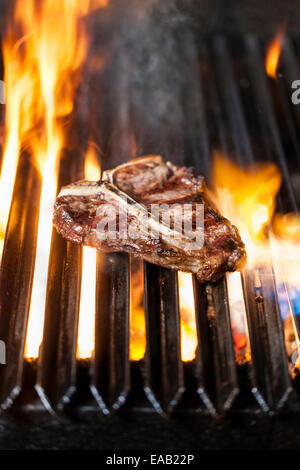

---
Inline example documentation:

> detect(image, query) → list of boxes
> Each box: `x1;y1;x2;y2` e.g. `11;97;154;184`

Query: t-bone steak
53;155;246;282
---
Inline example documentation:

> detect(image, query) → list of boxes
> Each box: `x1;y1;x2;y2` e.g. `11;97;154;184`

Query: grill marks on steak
53;155;246;282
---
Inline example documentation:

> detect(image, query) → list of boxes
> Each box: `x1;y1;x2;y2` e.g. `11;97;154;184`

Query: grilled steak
53;155;246;282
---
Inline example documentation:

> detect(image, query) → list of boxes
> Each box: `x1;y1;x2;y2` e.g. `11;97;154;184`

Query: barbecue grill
1;0;300;451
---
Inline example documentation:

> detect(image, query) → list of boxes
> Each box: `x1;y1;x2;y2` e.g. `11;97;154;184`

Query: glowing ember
265;28;285;79
178;272;197;362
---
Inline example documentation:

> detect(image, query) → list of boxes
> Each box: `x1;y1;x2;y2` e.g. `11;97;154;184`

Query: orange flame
266;27;285;79
226;272;250;363
209;152;281;265
0;0;109;250
130;261;146;361
8;0;107;358
273;213;300;243
178;152;282;363
77;145;100;359
4;0;295;367
178;272;197;362
210;152;300;365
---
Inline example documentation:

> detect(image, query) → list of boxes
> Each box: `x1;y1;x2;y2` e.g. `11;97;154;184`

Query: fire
3;0;297;369
77;145;100;359
210;152;281;264
129;269;198;362
129;153;283;364
210;154;274;362
270;212;300;296
0;0;109;253
226;272;250;363
178;272;197;362
210;152;300;365
130;261;146;361
273;213;300;243
265;28;285;79
84;143;101;181
77;245;97;359
0;0;107;358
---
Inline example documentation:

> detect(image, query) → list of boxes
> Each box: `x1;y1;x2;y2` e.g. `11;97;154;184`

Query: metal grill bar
210;35;294;411
0;151;41;409
200;45;231;159
244;35;298;211
242;36;300;388
143;263;184;415
241;266;292;411
35;149;83;413
182;53;210;174
187;40;240;415
90;252;130;414
193;277;239;415
268;42;300;167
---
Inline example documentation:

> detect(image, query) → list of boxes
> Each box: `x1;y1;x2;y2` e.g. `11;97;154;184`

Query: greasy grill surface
1;34;300;423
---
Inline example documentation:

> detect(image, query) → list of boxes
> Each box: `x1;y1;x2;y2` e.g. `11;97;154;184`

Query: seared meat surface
53;155;246;282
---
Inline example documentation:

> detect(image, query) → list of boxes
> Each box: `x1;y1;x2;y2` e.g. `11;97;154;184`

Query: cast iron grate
0;34;300;418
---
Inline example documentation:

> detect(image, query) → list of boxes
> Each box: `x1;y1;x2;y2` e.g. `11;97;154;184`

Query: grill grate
1;34;300;418
91;252;130;414
193;278;239;416
144;264;184;415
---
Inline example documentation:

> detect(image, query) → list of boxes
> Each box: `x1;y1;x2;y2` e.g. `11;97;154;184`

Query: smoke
79;0;208;170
